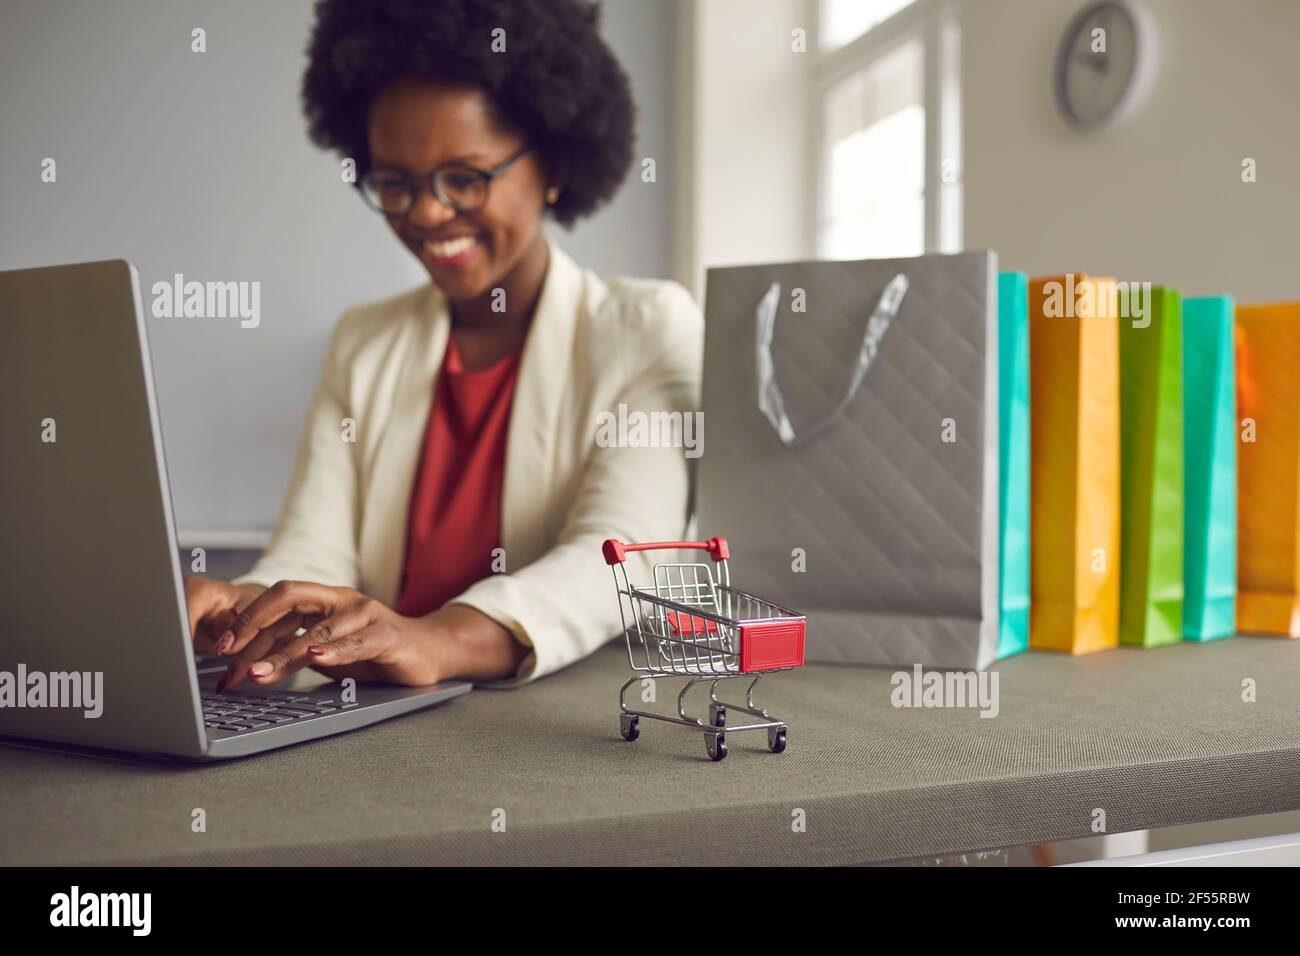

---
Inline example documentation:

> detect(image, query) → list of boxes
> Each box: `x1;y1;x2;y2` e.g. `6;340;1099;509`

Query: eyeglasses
358;143;531;216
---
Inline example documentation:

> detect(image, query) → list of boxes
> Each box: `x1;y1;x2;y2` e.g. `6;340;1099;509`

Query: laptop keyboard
200;692;354;734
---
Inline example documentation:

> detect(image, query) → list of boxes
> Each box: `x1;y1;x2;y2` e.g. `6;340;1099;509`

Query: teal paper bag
1119;287;1184;647
998;272;1030;658
1182;296;1236;640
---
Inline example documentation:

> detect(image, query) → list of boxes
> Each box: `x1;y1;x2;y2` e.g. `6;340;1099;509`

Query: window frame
813;0;962;258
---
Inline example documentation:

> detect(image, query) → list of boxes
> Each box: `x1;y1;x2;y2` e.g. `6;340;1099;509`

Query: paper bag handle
755;273;909;447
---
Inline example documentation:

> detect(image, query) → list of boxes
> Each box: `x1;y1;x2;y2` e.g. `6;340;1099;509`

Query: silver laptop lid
0;260;207;757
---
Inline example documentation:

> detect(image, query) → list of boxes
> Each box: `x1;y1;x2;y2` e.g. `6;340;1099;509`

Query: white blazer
234;237;703;683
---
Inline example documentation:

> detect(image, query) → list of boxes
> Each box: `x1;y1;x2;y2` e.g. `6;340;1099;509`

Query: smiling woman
360;75;552;347
182;0;703;692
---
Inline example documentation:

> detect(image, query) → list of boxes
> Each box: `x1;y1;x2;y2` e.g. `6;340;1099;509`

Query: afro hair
301;0;637;227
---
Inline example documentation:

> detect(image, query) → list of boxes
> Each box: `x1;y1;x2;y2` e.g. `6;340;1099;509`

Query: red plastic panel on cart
666;611;719;636
739;620;805;672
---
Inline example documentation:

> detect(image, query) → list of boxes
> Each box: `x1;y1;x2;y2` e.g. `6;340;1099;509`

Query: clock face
1055;1;1141;129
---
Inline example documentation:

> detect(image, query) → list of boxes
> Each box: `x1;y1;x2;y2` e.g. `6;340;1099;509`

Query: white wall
678;0;817;297
0;0;675;536
962;0;1300;299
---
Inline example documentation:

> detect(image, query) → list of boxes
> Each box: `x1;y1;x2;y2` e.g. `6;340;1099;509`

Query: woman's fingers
304;624;393;669
184;577;215;637
212;606;240;642
185;578;240;653
203;582;401;692
210;592;265;655
220;580;344;656
247;602;381;685
219;614;310;691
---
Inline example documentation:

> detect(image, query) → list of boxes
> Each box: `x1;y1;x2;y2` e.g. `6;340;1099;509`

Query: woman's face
367;76;550;302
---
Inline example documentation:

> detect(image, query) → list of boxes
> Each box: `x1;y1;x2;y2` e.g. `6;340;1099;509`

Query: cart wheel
767;726;787;754
706;732;727;761
709;704;726;727
619;714;640;742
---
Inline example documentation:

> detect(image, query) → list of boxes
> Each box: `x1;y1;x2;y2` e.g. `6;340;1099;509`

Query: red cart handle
602;537;729;566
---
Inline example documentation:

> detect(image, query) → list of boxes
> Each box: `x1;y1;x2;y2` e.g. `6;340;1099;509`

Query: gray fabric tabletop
3;636;1299;866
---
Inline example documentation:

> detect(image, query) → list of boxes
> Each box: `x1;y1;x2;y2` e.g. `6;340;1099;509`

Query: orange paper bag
1029;275;1121;653
1235;304;1300;637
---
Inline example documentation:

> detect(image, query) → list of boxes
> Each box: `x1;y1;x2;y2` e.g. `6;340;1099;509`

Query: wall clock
1054;1;1156;131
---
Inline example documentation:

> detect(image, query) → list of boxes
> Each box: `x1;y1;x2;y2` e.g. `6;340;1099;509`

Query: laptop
0;260;471;760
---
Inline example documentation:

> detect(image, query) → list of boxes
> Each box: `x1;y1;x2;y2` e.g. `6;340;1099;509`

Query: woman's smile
416;233;485;270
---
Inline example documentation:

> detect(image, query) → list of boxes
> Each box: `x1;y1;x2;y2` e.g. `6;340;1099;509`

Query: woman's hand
211;580;529;691
185;576;266;654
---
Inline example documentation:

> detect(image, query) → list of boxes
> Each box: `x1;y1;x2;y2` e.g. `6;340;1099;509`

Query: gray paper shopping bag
697;252;1000;669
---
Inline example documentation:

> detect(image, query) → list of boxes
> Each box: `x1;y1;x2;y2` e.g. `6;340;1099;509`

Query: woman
184;0;701;691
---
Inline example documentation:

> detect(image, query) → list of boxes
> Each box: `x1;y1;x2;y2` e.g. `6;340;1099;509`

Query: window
816;0;961;260
820;0;917;52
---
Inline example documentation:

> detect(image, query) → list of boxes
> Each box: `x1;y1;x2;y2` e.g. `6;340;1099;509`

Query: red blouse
394;334;521;617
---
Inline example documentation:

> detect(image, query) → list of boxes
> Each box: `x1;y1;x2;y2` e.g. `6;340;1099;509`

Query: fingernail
307;645;325;657
248;662;272;678
215;634;233;655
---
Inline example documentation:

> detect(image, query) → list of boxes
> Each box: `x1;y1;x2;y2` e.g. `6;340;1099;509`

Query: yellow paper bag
1235;304;1300;637
1029;275;1121;653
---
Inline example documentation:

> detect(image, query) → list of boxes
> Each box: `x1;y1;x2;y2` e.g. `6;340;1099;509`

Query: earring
545;185;560;205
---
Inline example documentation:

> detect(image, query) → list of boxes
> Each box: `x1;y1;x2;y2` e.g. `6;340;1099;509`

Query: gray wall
963;0;1300;300
0;0;674;535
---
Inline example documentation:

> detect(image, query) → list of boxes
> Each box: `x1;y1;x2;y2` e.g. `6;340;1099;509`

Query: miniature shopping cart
603;537;806;761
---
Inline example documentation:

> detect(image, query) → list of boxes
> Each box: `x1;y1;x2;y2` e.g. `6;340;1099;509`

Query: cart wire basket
602;536;806;761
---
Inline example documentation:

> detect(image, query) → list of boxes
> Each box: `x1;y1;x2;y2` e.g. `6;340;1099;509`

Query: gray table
3;636;1299;866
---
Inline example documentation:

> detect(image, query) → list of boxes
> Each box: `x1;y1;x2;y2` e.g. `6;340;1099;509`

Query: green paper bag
1119;286;1184;647
1182;296;1237;640
998;272;1030;658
